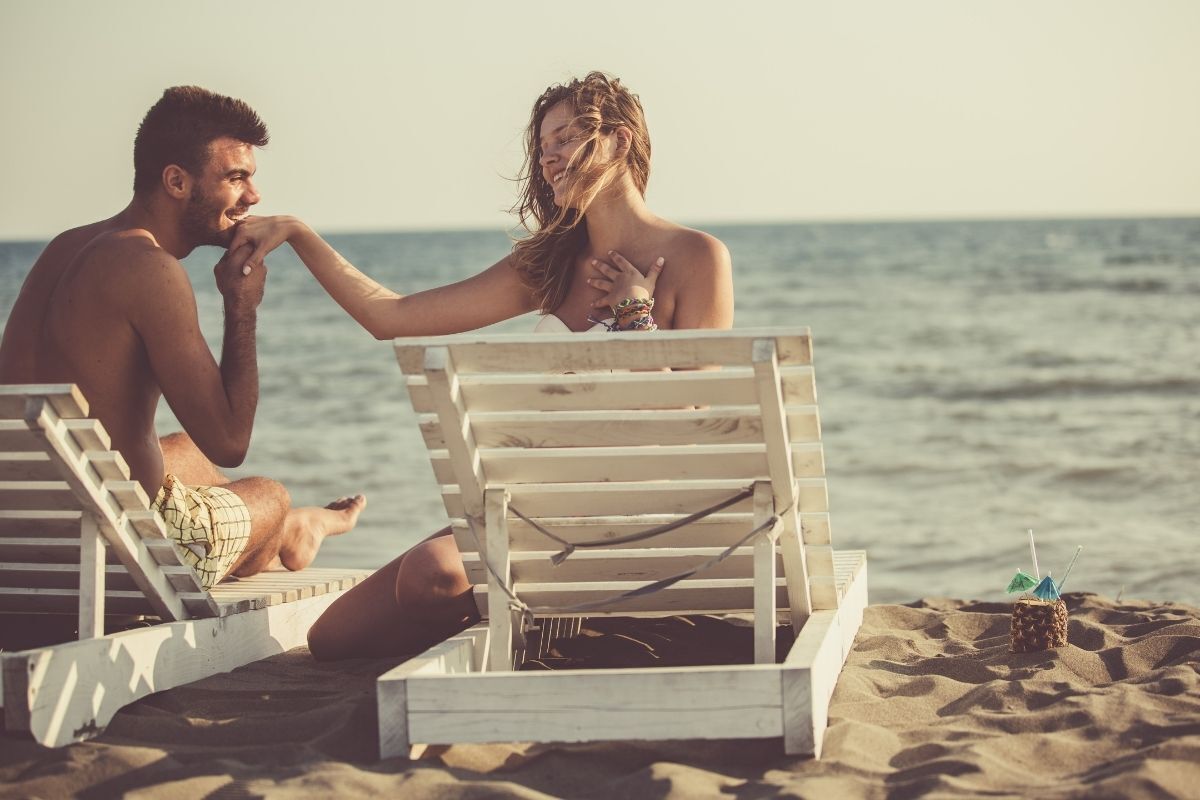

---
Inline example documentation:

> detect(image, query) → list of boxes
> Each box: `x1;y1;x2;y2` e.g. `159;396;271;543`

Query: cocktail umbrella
1006;569;1038;594
1032;574;1061;601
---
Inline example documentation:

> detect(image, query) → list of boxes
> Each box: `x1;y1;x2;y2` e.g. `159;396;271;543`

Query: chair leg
753;481;778;664
484;488;513;671
78;513;105;639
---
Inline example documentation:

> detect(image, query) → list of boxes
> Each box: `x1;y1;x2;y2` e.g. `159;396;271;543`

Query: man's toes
325;494;367;513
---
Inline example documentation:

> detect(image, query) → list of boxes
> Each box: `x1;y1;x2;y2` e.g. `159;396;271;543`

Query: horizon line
1;210;1197;244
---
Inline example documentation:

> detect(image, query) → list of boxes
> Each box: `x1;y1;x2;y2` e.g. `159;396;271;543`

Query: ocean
2;217;1197;606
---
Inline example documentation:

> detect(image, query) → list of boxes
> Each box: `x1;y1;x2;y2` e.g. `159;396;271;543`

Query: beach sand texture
2;593;1197;799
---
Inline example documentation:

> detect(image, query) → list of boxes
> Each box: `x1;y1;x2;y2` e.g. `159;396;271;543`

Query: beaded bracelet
586;297;658;332
611;297;657;332
613;296;653;320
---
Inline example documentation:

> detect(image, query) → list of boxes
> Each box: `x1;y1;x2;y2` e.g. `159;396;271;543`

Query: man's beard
180;186;234;248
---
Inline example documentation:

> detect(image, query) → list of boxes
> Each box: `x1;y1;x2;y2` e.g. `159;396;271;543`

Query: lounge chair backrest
0;385;218;629
393;328;839;622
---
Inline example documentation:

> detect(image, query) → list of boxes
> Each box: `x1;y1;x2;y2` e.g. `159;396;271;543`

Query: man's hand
214;242;266;311
228;215;301;276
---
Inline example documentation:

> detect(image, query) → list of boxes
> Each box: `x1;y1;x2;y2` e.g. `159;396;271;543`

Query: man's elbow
202;435;249;468
212;448;247;469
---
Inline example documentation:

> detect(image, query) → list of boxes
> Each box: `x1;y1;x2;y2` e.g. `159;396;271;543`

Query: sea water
2;218;1196;605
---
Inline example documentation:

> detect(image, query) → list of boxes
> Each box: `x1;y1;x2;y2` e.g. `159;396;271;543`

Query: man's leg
306;527;479;660
159;432;365;577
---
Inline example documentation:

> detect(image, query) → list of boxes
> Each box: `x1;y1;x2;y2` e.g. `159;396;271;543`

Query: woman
231;72;733;659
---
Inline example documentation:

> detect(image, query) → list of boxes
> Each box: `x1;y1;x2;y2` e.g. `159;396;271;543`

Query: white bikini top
533;314;615;334
533;314;619;373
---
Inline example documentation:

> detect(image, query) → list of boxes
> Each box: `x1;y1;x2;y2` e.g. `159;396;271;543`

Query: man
0;86;364;589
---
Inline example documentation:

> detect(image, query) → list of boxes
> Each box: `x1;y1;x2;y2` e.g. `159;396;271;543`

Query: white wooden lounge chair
0;385;369;747
377;327;868;759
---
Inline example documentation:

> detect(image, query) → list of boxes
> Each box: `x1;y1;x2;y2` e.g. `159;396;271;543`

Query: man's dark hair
133;86;269;192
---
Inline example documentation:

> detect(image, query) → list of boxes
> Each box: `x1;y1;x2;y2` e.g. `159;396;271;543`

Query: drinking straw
1056;545;1083;592
1028;529;1040;580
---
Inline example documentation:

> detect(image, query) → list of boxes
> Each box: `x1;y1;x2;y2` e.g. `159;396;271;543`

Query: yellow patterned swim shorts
154;474;252;590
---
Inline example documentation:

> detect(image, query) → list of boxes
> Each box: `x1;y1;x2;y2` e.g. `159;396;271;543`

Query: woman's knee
395;539;469;605
307;614;343;661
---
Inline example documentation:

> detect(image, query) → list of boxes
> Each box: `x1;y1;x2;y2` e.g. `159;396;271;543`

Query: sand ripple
1;594;1197;799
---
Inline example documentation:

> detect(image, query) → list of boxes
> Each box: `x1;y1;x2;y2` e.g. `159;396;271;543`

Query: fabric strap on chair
512;485;758;565
471;484;786;626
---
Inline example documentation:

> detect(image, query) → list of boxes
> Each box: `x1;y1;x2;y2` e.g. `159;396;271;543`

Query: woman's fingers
590;258;619;277
608;250;635;271
645;256;665;292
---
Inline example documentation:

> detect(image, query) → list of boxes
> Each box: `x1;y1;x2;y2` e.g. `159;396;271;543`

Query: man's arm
127;242;265;466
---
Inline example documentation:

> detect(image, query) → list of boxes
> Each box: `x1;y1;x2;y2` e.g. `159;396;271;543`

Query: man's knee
228;476;291;525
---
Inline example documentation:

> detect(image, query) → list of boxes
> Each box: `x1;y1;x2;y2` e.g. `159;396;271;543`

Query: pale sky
1;0;1197;240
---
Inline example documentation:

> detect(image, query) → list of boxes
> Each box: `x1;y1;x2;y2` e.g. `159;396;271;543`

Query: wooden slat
208;568;371;613
491;578;787;616
753;338;814;622
395;328;812;374
487;549;861;618
0;510;83;537
0;587;158;615
26;399;202;619
406;367;817;413
441;479;829;520
419;407;820;449
0;562;202;593
0;422;45;452
450;512;832;553
0;385;88;420
0;481;78;510
423;347;486;521
404;664;784;746
86;450;132;482
65;419;110;452
0;453;61;481
461;546;785;584
0;536;179;565
430;443;825;485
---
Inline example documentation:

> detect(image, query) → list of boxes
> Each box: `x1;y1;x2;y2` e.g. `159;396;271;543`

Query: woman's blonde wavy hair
511;72;651;314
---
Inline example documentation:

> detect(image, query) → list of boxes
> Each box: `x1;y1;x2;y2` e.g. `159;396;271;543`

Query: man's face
180;137;261;247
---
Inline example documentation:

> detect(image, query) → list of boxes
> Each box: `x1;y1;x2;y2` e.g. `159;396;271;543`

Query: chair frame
376;328;868;759
0;385;368;747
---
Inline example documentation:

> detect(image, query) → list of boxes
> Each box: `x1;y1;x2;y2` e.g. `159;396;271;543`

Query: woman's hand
587;250;665;312
227;215;304;275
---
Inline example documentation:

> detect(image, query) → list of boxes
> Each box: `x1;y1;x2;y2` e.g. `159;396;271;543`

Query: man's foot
278;494;367;571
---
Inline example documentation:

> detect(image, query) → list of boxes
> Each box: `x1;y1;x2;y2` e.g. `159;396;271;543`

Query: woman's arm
230;216;534;339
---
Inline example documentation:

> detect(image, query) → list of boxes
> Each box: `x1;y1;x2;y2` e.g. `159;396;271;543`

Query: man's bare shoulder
83;229;193;286
84;227;166;263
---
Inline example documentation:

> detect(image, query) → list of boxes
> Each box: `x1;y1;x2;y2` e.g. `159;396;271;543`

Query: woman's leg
307;527;480;660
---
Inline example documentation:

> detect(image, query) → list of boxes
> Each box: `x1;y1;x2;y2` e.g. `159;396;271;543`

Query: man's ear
162;164;190;199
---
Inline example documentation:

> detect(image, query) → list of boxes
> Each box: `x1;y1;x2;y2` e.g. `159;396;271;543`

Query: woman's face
537;101;619;207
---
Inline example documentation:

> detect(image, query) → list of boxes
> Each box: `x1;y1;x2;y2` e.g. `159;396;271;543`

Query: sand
2;593;1198;799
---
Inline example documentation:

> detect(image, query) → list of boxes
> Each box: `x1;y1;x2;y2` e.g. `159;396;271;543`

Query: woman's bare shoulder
654;222;731;278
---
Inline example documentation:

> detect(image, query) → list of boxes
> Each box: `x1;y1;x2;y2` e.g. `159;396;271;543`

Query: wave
1026;276;1192;295
904;376;1200;402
